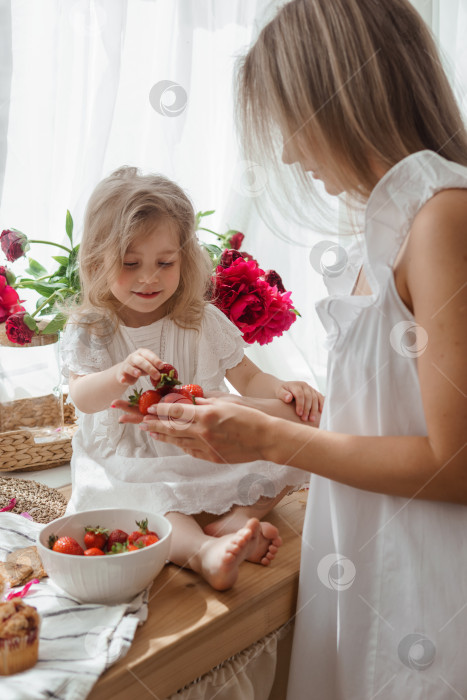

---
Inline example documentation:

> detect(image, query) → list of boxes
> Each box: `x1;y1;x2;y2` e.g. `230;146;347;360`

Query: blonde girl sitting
61;166;323;591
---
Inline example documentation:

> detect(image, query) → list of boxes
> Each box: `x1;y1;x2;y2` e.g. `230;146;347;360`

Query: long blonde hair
69;167;211;332
236;0;467;232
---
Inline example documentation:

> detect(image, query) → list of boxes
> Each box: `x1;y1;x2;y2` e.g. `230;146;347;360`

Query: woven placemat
0;476;68;524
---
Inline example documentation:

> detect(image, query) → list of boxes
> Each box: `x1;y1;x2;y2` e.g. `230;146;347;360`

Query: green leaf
23;314;39;332
201;210;215;217
18;280;61;297
52;255;69;266
41;313;67;334
202;243;223;256
292;308;301;317
65;210;73;245
25;258;48;279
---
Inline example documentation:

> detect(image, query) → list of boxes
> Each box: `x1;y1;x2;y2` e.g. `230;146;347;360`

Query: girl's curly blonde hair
68;167;212;333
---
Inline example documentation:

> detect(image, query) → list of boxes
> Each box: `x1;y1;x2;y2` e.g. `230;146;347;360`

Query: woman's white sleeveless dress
287;151;467;699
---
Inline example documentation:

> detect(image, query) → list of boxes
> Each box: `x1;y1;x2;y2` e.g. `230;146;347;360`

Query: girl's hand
276;381;324;424
116;348;164;386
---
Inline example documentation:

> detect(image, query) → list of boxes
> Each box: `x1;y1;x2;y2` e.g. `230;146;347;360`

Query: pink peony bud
227;232;244;250
5;312;35;345
263;269;286;293
0;228;30;262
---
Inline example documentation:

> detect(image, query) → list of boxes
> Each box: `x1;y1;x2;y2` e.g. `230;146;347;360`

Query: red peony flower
213;257;297;345
244;288;295;345
5;312;35;345
262;269;286;293
0;276;21;323
227;232;244;250
0;229;30;262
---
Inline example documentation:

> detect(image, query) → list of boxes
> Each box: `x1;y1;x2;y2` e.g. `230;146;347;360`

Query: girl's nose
138;267;158;284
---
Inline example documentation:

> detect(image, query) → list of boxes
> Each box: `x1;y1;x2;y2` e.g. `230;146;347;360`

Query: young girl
61;166;323;591
139;0;467;697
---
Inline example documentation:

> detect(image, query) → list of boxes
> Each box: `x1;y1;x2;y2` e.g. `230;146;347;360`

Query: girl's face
110;218;181;327
281;134;345;196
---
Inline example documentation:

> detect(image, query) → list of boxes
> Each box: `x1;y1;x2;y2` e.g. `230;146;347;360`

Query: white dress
287;151;467;699
61;303;307;516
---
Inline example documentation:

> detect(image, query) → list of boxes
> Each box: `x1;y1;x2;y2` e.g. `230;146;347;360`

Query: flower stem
28;239;72;254
30;289;69;318
198;227;223;239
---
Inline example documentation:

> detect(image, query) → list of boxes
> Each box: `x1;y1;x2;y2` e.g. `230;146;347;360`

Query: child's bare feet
204;518;282;566
197;518;262;590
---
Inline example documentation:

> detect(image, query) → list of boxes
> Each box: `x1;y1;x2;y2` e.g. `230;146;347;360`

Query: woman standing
128;1;467;696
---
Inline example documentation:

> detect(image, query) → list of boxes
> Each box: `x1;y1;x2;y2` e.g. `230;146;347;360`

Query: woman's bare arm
139;191;467;503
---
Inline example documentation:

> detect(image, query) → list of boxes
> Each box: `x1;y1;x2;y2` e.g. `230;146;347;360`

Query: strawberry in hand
151;363;179;388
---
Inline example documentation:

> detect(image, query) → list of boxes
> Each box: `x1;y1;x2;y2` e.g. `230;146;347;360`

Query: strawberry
160;390;193;405
129;385;175;415
150;363;179;388
84;547;105;556
134;533;159;548
84;526;109;550
48;535;84;556
106;529;129;551
128;518;158;545
106;541;143;555
176;384;204;403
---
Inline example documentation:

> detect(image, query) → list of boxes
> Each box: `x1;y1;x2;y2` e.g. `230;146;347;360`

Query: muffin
0;599;40;675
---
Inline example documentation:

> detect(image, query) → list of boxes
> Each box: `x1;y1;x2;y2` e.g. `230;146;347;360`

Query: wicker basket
0;394;77;472
0;321;77;471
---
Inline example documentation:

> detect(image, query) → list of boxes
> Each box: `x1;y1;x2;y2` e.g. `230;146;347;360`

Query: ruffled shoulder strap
364;150;467;291
193;304;246;391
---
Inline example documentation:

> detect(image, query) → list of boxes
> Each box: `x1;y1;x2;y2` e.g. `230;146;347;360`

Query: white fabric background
0;0;465;392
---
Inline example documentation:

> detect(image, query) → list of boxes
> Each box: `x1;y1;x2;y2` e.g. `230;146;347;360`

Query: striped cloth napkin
0;513;149;700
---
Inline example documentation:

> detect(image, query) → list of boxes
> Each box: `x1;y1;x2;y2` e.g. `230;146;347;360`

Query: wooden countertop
80;490;308;700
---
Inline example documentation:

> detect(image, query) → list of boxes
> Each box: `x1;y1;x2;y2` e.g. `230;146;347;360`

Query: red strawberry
128;519;158;545
134;533;159;548
129;387;172;415
84;547;105;556
106;529;128;551
84;526;109;550
160;390;193;405
49;535;84;556
150;363;178;388
106;541;143;554
178;384;204;403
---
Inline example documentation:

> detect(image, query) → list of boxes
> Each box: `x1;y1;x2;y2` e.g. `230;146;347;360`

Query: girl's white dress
287;151;467;699
61;303;307;516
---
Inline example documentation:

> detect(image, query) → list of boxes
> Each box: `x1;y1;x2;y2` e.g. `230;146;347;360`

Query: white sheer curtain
0;0;466;394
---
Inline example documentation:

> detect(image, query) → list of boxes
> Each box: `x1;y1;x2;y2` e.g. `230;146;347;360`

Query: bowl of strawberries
36;508;172;604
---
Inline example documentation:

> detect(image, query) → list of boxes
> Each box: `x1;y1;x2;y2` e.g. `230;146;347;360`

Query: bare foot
204;518;282;566
197;518;262;590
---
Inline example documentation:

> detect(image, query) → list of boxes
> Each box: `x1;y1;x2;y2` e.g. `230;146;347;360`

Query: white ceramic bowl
37;508;172;605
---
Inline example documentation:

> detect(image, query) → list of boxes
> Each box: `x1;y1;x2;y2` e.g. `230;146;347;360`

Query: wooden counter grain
80;490;308;700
